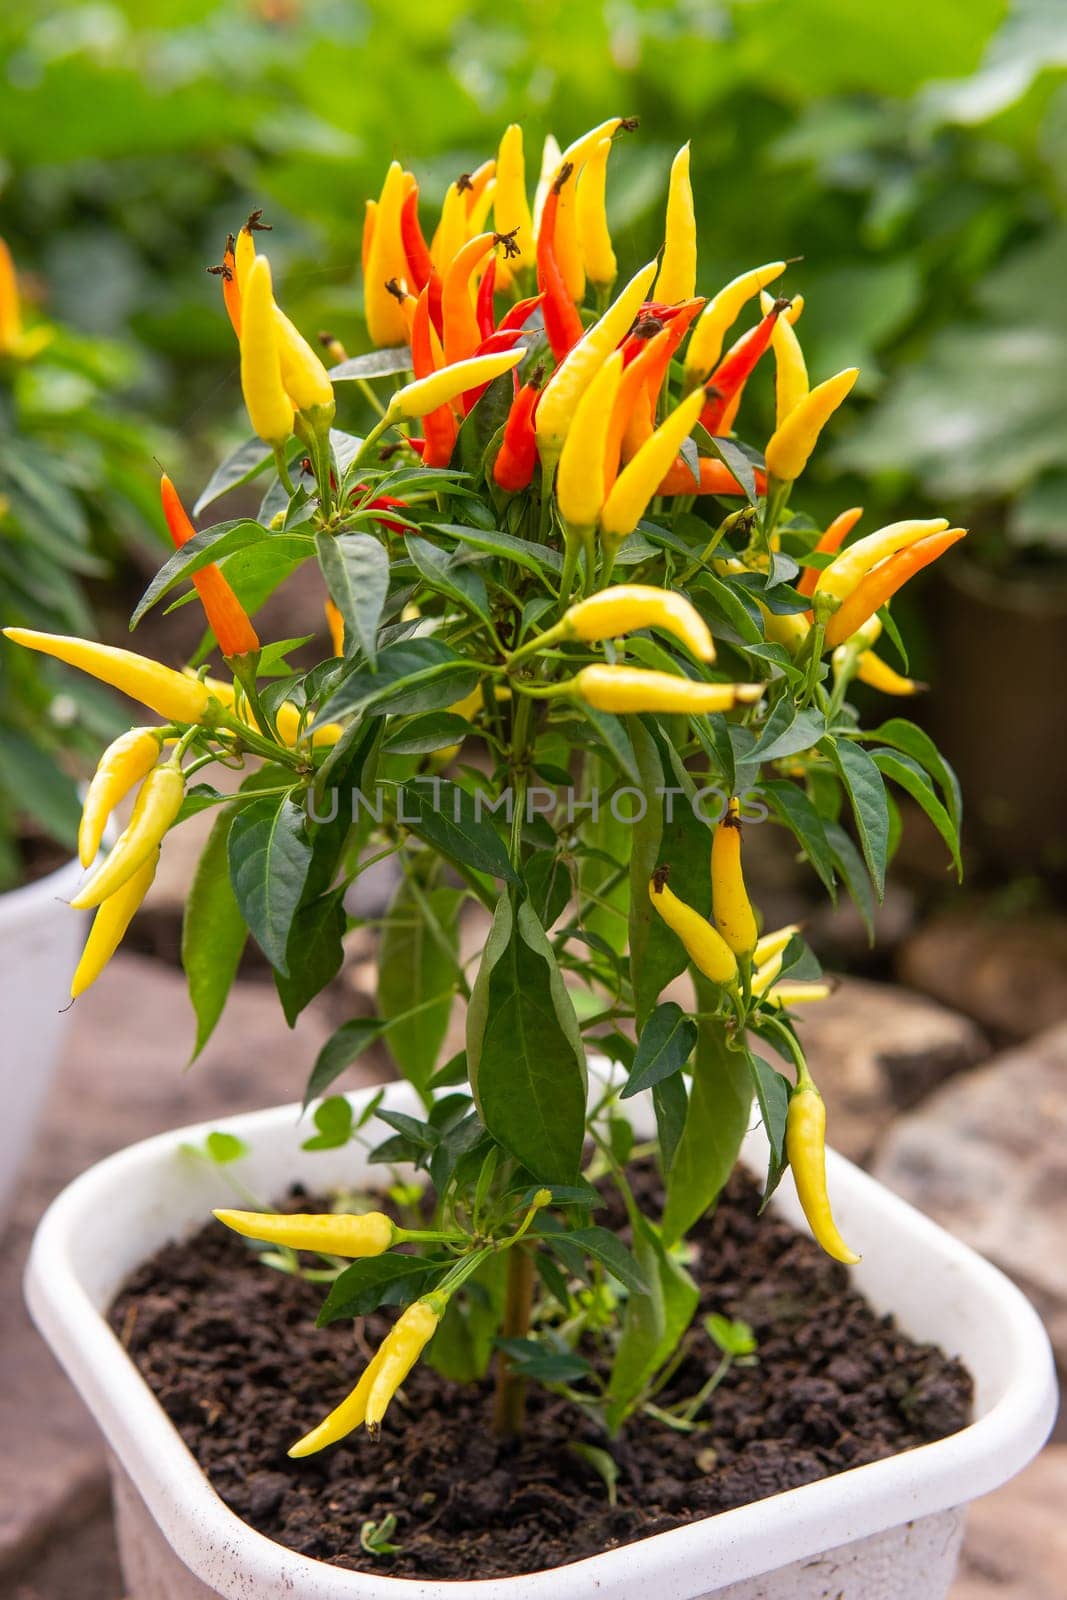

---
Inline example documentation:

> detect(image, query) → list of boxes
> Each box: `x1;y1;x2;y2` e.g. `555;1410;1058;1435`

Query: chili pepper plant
5;118;966;1454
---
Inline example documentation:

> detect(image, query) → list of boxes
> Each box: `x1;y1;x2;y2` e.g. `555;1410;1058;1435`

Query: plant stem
493;1243;535;1437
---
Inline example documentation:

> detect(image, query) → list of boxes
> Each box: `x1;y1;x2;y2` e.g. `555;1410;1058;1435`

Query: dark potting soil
109;1163;973;1581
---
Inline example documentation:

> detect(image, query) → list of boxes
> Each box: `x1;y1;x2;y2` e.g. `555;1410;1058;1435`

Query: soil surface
109;1164;973;1581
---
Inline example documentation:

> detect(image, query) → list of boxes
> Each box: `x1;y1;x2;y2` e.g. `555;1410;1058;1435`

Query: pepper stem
492;1243;535;1437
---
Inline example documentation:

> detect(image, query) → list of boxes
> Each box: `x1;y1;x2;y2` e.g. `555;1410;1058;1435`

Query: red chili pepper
400;186;434;296
537;166;584;361
350;484;410;534
657;457;768;497
797;507;864;598
701;300;786;435
617;300;705;463
160;474;259;658
476;257;497;343
638;297;706;324
462;326;525;413
426;269;445;343
497;292;545;333
410;287;457;468
492;369;543;493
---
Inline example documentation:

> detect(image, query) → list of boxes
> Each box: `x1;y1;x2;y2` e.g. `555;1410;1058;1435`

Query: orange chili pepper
209;234;242;338
537;166;584;361
657;457;767;497
797;507;864;599
700;301;785;435
410;288;457;468
159;474;259;659
476;257;497;343
442;232;497;366
823;529;966;649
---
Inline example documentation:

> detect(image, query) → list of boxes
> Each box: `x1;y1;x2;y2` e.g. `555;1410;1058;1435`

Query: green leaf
397;779;518;883
824;819;877;940
662;1009;752;1245
705;1313;757;1357
379;879;462;1097
622;1002;698;1098
430;523;563;578
303;1018;386;1107
0;726;81;850
494;1337;593;1384
132;520;289;626
315;531;390;667
329;348;412;382
748;706;826;764
193;438;272;517
749;1054;791;1203
383;712;471;755
872;749;962;878
760;778;837;898
866;718;962;839
653;1073;688;1172
467;894;587;1185
317;1251;446;1326
301;1095;354;1150
568;1443;621;1505
563;1226;649;1295
181;809;247;1061
227;793;313;976
605;1209;699;1429
205;1131;248;1165
819;736;889;900
405;534;490;623
274;890;347;1026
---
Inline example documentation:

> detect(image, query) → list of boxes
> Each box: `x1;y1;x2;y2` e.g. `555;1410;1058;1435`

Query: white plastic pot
26;1075;1058;1600
0;852;88;1224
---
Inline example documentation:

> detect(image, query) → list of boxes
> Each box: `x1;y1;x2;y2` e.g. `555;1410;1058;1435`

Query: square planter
25;1073;1057;1599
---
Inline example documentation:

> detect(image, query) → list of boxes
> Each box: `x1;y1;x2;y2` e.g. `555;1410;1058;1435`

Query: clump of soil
109;1164;972;1580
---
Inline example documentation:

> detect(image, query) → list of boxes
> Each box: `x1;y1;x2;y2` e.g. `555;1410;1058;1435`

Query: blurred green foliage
0;0;1065;877
2;0;1064;558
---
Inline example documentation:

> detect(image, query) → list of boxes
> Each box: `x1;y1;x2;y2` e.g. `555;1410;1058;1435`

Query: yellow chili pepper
561;117;628;173
684;260;787;388
815;518;950;602
200;675;341;749
536;260;658;470
786;1075;860;1264
2;629;215;724
553;162;586;305
760;289;808;427
648;874;738;987
556;350;624;535
239;256;295;449
655;144;697;304
754;923;800;965
770;981;833;1007
214;1209;395;1257
575;137;616;289
366;161;412;346
273;306;335;416
533;134;563;236
711;797;758;958
759;604;810;654
599;387;705;549
751;951;784;997
389;347;524;419
430;178;469;278
493;124;535;283
574;664;761;715
70;761;185;910
561;585;714;661
0;234;22;354
289;1298;442;1456
78;726;165;868
233;218;258;291
70;848;159;999
764;368;858;483
851;650;924;696
325;598;345;658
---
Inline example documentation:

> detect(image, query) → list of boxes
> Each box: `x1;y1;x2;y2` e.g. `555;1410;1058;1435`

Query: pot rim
0;848;83;930
24;1076;1059;1599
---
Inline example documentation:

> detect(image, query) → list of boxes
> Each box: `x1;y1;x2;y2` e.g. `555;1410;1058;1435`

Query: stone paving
1;935;1063;1596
